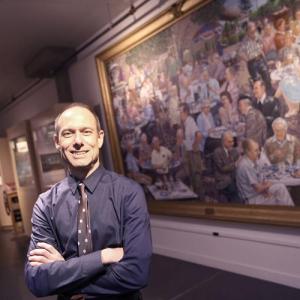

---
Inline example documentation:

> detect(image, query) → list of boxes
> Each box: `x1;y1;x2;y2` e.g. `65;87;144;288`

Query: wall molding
151;216;300;289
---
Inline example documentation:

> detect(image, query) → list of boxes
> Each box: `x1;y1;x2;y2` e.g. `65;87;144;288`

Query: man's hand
101;247;124;265
28;242;65;266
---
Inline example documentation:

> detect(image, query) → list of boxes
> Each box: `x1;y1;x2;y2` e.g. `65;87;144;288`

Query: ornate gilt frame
96;0;300;227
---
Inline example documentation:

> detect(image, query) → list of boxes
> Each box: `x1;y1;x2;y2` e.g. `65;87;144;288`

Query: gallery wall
0;0;299;289
0;80;58;136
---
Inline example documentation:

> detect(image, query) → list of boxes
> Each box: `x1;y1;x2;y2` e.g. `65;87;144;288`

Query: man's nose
74;132;83;145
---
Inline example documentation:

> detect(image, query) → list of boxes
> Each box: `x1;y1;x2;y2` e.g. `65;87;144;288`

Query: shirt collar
67;165;106;194
258;93;266;104
245;156;256;168
271;134;292;145
223;147;228;156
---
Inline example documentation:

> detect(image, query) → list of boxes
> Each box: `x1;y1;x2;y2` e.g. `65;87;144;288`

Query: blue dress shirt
25;166;152;298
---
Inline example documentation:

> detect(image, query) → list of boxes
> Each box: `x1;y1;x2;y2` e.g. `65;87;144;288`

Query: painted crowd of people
109;7;300;206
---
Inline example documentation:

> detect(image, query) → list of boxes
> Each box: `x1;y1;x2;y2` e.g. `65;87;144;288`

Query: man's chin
67;159;100;177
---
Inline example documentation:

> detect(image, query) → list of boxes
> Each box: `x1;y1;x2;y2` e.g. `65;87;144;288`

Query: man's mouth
70;150;89;157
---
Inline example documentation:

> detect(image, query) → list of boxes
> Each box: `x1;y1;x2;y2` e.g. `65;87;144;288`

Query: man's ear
54;135;61;150
98;130;104;149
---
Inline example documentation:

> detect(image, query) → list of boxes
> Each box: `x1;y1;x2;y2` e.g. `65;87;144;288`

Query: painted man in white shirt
236;138;294;206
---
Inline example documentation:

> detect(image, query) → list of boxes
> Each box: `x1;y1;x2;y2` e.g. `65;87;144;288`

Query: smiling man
25;103;152;300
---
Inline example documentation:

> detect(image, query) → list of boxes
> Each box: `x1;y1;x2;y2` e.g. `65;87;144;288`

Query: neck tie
77;183;93;256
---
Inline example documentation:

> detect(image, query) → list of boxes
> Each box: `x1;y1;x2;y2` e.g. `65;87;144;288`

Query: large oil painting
96;0;300;226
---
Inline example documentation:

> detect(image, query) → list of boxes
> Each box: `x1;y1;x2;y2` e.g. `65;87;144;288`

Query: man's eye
83;130;93;135
62;131;73;138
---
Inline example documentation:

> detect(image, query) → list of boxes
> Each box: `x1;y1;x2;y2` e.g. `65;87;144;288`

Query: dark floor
1;229;300;300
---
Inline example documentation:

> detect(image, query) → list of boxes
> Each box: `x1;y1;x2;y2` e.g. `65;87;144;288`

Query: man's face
274;125;287;142
247;141;260;161
238;100;247;115
224;69;231;81
253;82;265;99
180;110;187;122
223;134;234;150
152;137;160;150
54;107;104;177
202;105;210;114
247;23;256;39
221;95;230;105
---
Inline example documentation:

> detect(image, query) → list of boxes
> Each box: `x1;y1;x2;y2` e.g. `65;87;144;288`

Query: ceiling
0;0;135;111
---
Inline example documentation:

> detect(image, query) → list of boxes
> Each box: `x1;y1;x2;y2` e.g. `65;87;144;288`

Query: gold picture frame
96;0;300;226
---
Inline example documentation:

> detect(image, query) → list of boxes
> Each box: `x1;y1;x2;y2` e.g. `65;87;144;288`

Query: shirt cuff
80;251;104;277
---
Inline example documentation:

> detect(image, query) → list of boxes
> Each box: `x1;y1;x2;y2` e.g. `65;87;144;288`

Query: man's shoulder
237;157;249;171
35;177;69;208
187;115;197;124
265;136;275;145
160;145;171;153
229;147;239;158
286;133;299;143
265;95;275;103
101;169;143;192
213;146;224;156
196;113;204;122
250;108;266;122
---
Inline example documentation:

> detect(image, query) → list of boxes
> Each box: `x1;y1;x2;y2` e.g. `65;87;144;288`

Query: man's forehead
57;107;98;130
60;107;94;121
62;106;92;117
275;125;286;130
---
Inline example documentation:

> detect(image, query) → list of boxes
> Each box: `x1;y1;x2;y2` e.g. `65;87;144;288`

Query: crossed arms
25;185;152;297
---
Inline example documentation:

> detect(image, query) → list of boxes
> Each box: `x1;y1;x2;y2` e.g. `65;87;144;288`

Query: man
238;96;267;147
151;136;172;190
239;21;272;94
236;138;294;206
252;80;280;137
213;131;241;203
180;103;199;152
189;131;205;199
196;100;216;152
125;141;152;186
25;103;152;300
264;117;300;165
173;128;189;184
201;69;220;106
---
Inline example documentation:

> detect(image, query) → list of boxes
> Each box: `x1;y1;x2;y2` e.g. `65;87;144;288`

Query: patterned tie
77;183;93;256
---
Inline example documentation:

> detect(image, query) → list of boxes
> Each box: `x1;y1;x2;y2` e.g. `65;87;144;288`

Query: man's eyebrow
61;126;94;131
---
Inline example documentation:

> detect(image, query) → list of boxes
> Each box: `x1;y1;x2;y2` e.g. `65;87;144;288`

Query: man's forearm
25;250;104;297
80;246;151;295
26;243;124;297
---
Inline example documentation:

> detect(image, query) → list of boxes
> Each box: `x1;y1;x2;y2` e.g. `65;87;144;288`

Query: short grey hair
272;117;288;131
221;130;233;144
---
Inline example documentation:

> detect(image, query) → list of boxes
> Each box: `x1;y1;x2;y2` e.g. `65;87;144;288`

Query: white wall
151;216;300;289
0;0;299;290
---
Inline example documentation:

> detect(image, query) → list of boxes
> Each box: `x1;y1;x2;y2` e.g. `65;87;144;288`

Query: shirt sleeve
24;197;106;297
80;182;152;295
244;165;259;186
